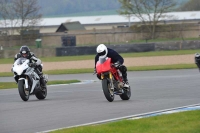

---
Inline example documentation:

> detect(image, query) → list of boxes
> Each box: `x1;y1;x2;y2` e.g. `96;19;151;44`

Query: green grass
1;49;200;64
120;49;199;58
0;80;80;89
128;64;197;71
0;64;197;77
0;72;13;77
47;80;80;85
0;82;18;89
38;64;198;74
50;110;200;133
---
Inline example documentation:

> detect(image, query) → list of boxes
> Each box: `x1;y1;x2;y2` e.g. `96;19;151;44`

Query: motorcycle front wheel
18;80;30;101
102;79;114;102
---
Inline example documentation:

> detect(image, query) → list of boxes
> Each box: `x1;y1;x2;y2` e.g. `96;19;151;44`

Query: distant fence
0;25;199;48
56;43;155;56
1;41;200;58
55;41;200;56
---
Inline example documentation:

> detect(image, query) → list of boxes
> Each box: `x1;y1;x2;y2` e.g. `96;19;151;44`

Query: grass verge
0;49;200;64
128;64;197;71
50;110;200;133
0;80;80;89
0;64;197;77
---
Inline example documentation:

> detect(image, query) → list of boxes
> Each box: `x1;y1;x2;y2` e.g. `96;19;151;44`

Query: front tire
18;80;29;101
120;86;131;100
102;79;114;102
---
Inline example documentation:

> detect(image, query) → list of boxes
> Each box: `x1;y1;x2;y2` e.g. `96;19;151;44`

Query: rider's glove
29;63;36;67
97;74;101;80
94;68;97;74
113;61;121;68
94;68;101;80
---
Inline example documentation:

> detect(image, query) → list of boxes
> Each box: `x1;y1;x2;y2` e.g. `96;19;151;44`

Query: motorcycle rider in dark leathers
94;44;129;87
14;45;46;89
195;53;200;70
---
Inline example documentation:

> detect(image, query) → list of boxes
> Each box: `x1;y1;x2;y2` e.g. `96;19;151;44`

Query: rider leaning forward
94;44;129;87
14;45;46;89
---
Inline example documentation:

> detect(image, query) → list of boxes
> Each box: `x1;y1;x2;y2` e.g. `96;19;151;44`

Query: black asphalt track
0;69;200;133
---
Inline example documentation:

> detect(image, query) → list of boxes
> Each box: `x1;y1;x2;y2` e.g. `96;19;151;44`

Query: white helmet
195;53;200;58
96;44;108;58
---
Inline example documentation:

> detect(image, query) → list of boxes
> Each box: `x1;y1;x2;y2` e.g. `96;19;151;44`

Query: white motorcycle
12;57;48;101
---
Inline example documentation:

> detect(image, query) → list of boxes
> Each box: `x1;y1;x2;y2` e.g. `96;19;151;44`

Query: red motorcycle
96;57;131;102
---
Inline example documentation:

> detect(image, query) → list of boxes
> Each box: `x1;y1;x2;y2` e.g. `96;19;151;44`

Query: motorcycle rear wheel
18;80;30;101
35;87;47;100
102;79;114;102
120;86;131;100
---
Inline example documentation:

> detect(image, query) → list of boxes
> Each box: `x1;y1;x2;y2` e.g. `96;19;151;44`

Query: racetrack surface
0;69;200;133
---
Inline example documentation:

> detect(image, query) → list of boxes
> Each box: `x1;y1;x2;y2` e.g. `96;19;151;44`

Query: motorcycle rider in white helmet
94;44;129;87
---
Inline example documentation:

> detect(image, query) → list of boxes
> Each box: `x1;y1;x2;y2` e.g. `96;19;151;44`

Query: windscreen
15;57;28;65
99;57;107;64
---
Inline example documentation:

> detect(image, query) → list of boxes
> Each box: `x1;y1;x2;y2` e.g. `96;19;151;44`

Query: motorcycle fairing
96;58;112;74
25;68;40;93
96;57;122;82
12;57;41;94
13;58;29;76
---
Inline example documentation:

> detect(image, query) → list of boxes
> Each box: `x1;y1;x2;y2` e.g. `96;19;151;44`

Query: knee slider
119;65;127;73
37;65;42;72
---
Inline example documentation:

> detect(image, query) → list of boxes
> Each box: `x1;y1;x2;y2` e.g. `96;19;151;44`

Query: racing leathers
94;48;128;83
14;52;46;89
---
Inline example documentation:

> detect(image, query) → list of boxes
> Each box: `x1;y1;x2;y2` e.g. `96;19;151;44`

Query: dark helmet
20;45;30;58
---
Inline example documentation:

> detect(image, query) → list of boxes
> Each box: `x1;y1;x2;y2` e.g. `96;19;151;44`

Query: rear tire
35;86;47;100
102;79;114;102
18;80;29;101
120;86;131;100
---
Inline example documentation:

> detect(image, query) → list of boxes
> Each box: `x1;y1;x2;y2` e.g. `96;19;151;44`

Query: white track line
37;103;200;133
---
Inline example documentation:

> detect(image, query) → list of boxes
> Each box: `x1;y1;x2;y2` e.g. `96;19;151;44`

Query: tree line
38;0;199;17
177;0;200;11
0;0;41;35
118;0;200;40
0;0;199;39
38;0;121;17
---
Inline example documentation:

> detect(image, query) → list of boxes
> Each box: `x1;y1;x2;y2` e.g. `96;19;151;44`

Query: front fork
101;72;115;91
18;77;28;89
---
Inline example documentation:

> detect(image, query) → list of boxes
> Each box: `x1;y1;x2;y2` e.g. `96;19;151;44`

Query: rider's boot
119;65;129;88
122;73;129;88
39;73;46;89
